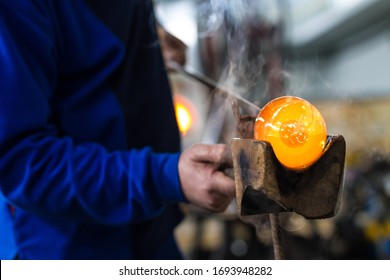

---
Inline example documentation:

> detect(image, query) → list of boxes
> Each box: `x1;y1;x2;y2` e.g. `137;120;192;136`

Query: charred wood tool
232;107;346;259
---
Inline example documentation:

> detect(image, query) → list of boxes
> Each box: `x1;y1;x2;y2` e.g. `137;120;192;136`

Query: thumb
190;144;231;165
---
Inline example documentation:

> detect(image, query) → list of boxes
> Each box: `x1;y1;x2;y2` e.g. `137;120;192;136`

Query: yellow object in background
364;220;390;241
254;96;327;170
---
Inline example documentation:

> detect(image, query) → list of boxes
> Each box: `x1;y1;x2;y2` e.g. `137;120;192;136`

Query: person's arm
0;1;235;226
0;1;185;225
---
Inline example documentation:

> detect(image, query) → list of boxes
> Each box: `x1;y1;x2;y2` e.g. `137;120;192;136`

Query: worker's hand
178;143;236;212
157;24;187;70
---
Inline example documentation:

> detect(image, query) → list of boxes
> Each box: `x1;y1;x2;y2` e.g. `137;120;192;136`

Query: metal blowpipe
167;61;261;112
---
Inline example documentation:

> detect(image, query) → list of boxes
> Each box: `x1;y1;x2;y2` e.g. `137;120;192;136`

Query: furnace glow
254;96;327;170
173;95;195;135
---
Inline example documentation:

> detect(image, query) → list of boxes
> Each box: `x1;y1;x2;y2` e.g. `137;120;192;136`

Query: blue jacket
0;0;185;259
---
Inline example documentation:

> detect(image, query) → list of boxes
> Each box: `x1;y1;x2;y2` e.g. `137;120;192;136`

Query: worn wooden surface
232;104;286;259
231;103;345;259
232;135;346;219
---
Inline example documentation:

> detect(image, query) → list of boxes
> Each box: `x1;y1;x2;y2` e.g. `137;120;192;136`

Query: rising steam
198;0;283;108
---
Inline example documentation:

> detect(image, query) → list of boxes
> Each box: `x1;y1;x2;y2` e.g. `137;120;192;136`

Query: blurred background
155;0;390;259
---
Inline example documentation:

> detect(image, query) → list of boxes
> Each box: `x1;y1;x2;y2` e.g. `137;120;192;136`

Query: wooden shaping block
232;135;346;219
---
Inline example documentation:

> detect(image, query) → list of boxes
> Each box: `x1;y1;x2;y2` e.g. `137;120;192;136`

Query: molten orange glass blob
254;96;327;170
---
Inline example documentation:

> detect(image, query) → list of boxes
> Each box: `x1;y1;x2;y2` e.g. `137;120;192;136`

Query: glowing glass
254;96;327;170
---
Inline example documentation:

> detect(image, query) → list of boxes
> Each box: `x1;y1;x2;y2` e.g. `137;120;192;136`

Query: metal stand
232;108;346;259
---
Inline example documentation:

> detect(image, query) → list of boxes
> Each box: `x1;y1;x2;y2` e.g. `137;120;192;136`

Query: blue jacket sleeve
0;1;186;225
0;193;17;259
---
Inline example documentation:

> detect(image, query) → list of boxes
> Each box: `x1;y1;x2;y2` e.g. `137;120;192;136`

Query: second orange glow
173;95;195;135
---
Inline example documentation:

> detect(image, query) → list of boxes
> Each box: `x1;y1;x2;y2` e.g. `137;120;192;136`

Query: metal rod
167;61;261;112
269;213;285;260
